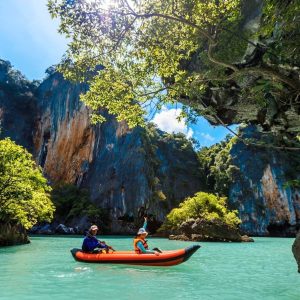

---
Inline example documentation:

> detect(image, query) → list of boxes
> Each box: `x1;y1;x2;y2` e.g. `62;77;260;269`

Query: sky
0;0;237;147
0;0;68;80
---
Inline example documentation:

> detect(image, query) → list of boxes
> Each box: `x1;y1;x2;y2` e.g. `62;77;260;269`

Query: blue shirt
82;234;108;252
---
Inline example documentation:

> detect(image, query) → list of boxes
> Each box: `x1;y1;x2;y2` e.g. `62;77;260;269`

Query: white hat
137;228;148;235
90;225;98;231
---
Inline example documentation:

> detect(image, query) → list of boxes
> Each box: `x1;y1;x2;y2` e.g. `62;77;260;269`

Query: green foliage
47;0;300;132
0;138;54;229
161;192;241;230
197;135;239;196
259;0;300;66
283;179;300;189
51;184;109;224
140;122;199;209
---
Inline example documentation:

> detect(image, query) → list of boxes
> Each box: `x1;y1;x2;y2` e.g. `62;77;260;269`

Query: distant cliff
0;59;38;152
197;125;300;236
229;126;300;236
0;59;202;233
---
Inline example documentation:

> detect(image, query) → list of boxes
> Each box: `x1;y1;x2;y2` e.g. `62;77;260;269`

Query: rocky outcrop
292;232;300;273
0;223;30;246
0;59;38;152
33;72;202;229
229;126;300;236
29;223;84;235
0;59;202;234
167;218;253;242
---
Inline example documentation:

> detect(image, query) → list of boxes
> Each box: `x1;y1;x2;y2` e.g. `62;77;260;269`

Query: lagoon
0;237;299;300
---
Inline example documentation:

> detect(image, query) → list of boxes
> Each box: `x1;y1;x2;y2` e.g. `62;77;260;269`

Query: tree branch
207;41;238;72
137;86;169;97
113;9;215;43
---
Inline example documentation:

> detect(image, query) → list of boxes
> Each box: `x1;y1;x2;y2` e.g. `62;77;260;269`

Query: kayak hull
70;245;200;266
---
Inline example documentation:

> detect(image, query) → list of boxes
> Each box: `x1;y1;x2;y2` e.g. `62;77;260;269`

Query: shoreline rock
241;235;254;242
0;223;30;246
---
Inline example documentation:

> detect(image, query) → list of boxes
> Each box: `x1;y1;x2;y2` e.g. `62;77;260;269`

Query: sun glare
85;0;114;9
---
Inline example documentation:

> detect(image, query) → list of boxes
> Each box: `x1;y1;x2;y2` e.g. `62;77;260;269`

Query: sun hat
90;225;98;231
137;227;148;235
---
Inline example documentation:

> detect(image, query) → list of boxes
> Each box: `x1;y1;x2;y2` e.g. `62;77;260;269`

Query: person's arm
98;241;108;249
136;241;154;254
143;217;147;230
92;236;108;249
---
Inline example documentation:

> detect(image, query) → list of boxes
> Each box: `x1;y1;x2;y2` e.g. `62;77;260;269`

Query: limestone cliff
0;60;202;233
229;126;300;236
0;60;38;152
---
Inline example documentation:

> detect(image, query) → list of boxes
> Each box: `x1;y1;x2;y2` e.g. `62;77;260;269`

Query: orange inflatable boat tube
70;245;200;266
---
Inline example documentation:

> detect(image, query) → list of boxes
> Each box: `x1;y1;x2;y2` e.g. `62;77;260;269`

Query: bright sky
0;0;68;80
0;0;237;147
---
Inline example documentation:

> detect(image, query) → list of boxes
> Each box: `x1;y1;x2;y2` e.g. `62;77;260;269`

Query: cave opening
267;221;297;237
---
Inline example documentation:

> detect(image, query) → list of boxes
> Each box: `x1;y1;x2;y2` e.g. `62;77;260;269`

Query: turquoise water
0;236;299;300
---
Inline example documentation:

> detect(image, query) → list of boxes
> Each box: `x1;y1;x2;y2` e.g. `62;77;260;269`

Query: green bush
0;138;54;229
160;192;241;231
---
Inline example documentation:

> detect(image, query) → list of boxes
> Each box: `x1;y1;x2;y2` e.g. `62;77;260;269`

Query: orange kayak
70;245;200;266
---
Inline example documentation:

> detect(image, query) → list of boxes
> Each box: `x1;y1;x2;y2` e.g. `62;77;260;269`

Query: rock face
292;232;300;273
229;126;300;236
33;72;202;227
0;59;202;233
0;60;38;152
0;223;30;246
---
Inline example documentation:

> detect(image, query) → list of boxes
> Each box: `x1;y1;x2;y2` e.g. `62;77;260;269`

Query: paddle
107;245;116;252
152;247;162;253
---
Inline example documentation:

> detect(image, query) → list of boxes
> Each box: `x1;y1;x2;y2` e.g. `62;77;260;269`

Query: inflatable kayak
71;245;200;266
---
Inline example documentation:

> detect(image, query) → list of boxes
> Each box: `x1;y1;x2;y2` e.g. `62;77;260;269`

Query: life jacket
134;238;149;253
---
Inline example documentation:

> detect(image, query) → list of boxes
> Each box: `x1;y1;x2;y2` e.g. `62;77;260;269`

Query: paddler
82;225;114;253
133;216;160;255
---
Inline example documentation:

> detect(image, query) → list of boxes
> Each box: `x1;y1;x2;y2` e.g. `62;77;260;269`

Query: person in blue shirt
133;217;160;255
82;225;114;253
